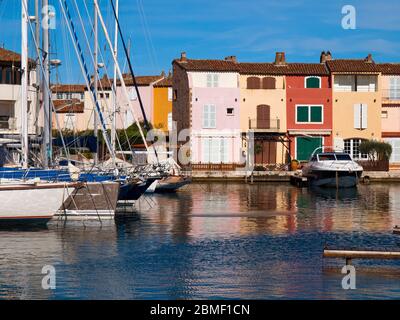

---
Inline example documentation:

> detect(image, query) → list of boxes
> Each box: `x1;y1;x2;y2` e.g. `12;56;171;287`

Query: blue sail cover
53;135;98;153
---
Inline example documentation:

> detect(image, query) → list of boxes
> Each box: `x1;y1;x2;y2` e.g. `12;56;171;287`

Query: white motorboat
301;149;363;188
0;182;76;225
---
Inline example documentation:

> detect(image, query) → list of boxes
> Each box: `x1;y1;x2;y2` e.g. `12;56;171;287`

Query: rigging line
109;0;159;163
22;0;70;161
137;0;159;72
95;0;153;162
58;0;115;161
72;0;127;161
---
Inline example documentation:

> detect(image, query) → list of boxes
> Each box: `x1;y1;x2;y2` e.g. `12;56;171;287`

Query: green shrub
359;140;392;161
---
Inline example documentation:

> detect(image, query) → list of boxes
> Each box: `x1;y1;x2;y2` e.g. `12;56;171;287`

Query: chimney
320;51;332;63
180;51;187;62
365;53;373;63
274;52;286;66
161;70;166;77
225;55;237;63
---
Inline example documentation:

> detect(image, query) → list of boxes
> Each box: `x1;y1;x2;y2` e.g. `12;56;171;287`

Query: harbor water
0;182;400;299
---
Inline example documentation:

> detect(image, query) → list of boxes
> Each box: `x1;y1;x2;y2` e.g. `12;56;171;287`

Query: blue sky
0;0;399;84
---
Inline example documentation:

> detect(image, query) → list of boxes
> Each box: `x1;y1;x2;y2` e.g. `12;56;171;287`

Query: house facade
153;76;173;132
0;47;37;136
172;53;243;166
286;52;333;161
378;63;400;165
238;56;287;165
51;84;86;132
325;54;382;160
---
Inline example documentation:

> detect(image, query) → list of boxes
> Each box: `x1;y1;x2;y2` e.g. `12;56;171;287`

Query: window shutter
310;106;322;122
361;104;368;129
206;74;212;87
202;138;210;163
297;106;309;122
306;77;320;88
213;74;219;87
209;105;216;128
247;77;261;89
262;77;276;89
203;105;209;128
354;104;361;129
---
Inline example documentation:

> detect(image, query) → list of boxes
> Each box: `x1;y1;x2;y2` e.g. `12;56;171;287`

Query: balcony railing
382;89;400;101
248;118;280;131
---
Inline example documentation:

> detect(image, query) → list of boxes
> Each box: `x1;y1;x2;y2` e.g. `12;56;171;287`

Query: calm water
0;182;400;300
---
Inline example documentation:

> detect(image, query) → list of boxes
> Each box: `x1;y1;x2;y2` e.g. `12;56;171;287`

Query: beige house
238;61;287;165
325;54;382;160
0;47;37;136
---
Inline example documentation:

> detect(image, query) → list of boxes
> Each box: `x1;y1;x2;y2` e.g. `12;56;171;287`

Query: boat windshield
335;154;352;161
317;154;336;161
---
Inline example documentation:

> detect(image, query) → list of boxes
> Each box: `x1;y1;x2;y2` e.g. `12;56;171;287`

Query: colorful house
238;54;288;165
286;52;332;161
152;75;173;132
377;63;400;165
325;54;382;160
172;53;243;167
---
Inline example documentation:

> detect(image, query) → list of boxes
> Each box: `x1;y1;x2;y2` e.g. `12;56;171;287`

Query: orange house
152;76;173;132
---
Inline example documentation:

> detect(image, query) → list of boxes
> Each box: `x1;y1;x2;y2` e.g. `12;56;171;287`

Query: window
247;77;261;89
384;138;400;163
357;76;376;92
57;93;63;100
206;73;219;88
226;107;234;115
381;110;388;118
168;87;173;101
202;137;228;163
334;75;355;92
129;89;137;101
353;103;368;129
305;76;321;88
5;68;11;84
296;105;323;123
81;93;84;100
389;76;400;99
262;77;276;89
167;112;173;131
203;105;216;128
344;139;368;160
65;93;72;99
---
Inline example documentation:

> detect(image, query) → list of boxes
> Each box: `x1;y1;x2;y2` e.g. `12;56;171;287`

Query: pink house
172;53;243;166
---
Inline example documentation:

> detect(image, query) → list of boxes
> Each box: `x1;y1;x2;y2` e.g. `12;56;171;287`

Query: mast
111;0;119;152
21;0;29;169
93;0;99;164
42;0;51;167
35;0;41;136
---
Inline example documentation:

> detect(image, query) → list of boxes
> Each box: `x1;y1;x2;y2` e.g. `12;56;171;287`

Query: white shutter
213;74;219;88
202;138;210;163
209;105;216;128
206;74;212;87
167;112;172;131
354;104;361;129
203;105;209;128
361;104;368;129
167;88;173;101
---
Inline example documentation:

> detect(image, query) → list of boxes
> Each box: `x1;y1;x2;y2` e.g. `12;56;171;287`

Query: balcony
382;89;400;102
248;118;280;132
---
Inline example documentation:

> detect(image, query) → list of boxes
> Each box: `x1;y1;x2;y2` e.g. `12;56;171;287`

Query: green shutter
296;137;322;161
310;106;322;122
297;106;309;122
306;77;320;88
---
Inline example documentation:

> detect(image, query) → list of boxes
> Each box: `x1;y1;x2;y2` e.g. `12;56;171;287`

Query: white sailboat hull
0;183;73;224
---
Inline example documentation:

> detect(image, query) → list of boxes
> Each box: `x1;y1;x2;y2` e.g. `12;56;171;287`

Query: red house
286;52;333;161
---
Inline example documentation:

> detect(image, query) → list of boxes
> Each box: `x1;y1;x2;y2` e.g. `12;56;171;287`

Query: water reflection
0;182;399;299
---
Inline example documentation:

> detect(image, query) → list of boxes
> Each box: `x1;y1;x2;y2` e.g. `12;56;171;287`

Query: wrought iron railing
248;118;280;130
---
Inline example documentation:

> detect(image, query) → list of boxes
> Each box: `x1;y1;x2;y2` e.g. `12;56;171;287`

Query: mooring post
345;257;352;265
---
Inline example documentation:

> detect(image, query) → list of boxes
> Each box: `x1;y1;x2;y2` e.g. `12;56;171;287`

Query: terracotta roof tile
52;84;86;93
325;59;379;73
121;74;164;86
54;99;84;113
0;47;35;65
173;59;239;72
377;63;400;75
154;77;172;87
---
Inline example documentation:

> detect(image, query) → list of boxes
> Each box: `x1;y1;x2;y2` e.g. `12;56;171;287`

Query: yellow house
238;61;287;165
325;54;382;160
152;76;173;132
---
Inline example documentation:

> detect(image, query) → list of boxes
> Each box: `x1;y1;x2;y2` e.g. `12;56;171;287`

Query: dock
323;249;400;265
289;175;308;187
